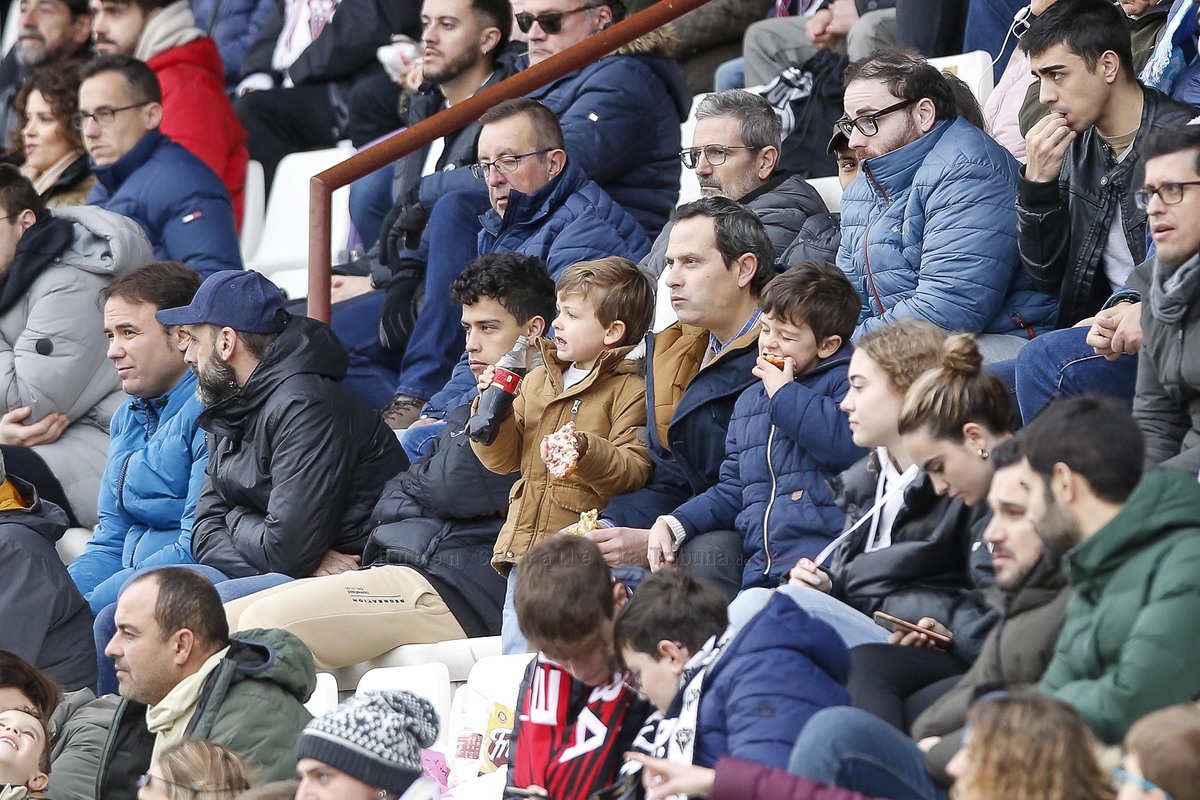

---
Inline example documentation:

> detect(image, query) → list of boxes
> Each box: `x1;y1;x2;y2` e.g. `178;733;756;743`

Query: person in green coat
1019;395;1200;744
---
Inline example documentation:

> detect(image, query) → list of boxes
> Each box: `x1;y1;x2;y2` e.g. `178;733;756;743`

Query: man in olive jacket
55;568;314;800
1021;396;1200;744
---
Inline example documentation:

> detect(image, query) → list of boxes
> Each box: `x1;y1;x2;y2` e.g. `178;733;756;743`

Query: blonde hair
855;319;948;395
1124;705;1200;800
954;695;1114;800
156;740;253;800
555;257;655;347
897;333;1012;440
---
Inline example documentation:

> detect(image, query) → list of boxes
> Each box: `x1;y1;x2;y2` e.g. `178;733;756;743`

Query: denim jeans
789;706;949;800
1010;326;1138;422
348;164;396;251
961;0;1028;81
730;586;890;649
330;289;404;410
501;567;530;655
714;57;745;90
394;190;492;401
94;566;292;695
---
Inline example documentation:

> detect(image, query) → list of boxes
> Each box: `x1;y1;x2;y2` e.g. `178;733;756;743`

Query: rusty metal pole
307;0;712;320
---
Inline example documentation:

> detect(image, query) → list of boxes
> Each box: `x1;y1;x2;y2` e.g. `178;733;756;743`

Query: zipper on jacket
860;163;890;316
761;424;779;577
116;452;134;526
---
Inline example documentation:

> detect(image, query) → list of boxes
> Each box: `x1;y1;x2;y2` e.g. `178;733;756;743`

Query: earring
977;448;989;460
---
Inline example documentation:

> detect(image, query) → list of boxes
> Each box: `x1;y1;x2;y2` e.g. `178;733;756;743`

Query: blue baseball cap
155;270;288;334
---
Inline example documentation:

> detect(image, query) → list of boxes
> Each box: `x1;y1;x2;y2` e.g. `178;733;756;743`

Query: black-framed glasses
470;149;552;179
679;144;761;169
136;773;242;795
70;102;152;130
1134;180;1200;210
515;4;599;33
835;98;918;138
1112;767;1174;800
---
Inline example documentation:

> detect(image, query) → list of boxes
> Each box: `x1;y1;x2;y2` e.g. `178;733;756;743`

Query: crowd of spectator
0;0;1199;794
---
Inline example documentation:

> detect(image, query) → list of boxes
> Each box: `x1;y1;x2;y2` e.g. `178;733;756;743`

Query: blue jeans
789;707;948;800
502;567;530;655
94;566;292;695
394;190;492;401
348;163;396;251
714;57;745;90
962;0;1028;81
1009;326;1138;423
731;586;890;649
330;289;404;410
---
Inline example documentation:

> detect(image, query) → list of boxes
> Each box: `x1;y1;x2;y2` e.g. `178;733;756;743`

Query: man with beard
0;0;92;138
835;49;1056;361
1021;395;1200;744
154;270;406;590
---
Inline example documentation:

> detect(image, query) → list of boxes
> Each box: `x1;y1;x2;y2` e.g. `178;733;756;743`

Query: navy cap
155;270;288;334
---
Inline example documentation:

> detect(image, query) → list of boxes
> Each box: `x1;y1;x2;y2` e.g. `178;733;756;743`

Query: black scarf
0;215;74;316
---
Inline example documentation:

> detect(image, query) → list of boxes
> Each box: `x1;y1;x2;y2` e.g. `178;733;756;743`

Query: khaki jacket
474;339;651;573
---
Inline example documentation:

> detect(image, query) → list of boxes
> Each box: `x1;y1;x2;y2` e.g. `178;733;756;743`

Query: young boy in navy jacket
647;261;865;589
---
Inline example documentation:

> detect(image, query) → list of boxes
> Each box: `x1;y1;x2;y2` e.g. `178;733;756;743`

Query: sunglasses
515;4;599;34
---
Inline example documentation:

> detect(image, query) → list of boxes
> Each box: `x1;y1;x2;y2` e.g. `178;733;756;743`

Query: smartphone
873;611;954;648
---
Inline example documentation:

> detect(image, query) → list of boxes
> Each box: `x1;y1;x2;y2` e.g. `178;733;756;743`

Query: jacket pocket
549;483;602;515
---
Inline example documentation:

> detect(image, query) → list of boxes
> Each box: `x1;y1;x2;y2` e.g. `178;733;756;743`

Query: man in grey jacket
0;165;152;526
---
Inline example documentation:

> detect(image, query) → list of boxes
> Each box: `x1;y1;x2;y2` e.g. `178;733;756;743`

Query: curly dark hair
9;62;85;157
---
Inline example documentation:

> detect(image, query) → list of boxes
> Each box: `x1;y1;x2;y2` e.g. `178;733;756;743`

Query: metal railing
305;0;711;321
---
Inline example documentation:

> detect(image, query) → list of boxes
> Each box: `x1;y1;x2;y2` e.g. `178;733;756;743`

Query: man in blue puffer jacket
836;49;1057;361
68;262;208;615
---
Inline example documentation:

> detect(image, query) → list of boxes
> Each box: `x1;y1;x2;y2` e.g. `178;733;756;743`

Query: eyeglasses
515;4;599;34
1112;767;1174;800
679;144;761;169
470;149;552;179
70;102;151;130
835;98;918;138
1134;180;1200;210
136;774;244;795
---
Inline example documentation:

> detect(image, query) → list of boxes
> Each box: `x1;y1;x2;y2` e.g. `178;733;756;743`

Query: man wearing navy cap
156;270;406;583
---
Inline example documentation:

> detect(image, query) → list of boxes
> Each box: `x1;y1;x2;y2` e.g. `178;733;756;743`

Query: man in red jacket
89;0;248;225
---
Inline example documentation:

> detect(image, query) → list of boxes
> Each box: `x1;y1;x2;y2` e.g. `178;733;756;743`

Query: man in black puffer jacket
156;270;405;584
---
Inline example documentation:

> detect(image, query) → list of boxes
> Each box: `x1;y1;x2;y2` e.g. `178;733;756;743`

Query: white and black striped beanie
296;690;439;794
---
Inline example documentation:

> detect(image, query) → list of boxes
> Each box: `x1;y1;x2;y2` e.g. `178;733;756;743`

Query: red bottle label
493;367;522;395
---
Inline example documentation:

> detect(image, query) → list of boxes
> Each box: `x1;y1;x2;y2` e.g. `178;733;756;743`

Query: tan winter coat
473;339;651;574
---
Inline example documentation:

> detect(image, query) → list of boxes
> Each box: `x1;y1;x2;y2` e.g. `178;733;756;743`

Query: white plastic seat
357;663;453;745
246;145;354;275
1;1;20;56
462;653;536;711
807;175;844;214
929;50;995;106
677;92;709;205
239;160;266;262
305;671;340;717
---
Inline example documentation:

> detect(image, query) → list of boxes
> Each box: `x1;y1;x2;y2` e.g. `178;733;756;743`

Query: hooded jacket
68;370;208;614
472;338;651;574
477;160;651;278
88;129;243;279
191;316;405;578
1040;468;1200;744
1128;258;1200;472
839;117;1058;339
604;322;760;529
672;346;865;589
0;476;96;691
95;628;315;800
136;0;248;225
827;451;997;663
912;556;1071;779
0;206;152;526
695;592;850;769
522;29;690;237
640;172;829;278
1017;86;1196;326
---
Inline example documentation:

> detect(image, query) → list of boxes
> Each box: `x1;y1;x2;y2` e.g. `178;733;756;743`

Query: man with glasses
88;0;248;224
835;49;1055;360
80;54;242;277
1127;126;1200;471
1004;0;1196;421
374;97;648;428
639;90;827;284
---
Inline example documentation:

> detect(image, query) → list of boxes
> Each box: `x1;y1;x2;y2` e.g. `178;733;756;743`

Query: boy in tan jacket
473;256;656;653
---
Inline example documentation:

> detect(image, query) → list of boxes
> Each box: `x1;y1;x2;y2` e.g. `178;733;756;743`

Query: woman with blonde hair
782;320;996;662
136;740;253;800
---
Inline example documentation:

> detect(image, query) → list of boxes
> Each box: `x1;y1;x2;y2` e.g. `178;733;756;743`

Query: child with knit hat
295;690;442;800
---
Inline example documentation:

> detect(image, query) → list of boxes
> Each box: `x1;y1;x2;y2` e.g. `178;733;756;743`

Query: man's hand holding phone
873;611;953;650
